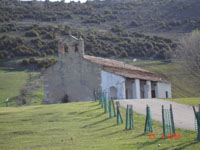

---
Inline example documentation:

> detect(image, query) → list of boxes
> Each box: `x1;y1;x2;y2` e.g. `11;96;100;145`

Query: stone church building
43;35;172;104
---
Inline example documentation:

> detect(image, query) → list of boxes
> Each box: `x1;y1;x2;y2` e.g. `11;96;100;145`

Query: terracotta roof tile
84;55;169;82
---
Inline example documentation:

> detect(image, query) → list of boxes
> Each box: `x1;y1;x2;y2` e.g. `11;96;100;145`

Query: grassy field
0;101;200;150
0;58;43;107
167;97;200;106
0;66;28;106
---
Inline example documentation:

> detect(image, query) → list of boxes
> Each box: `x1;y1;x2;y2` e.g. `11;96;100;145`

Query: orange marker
161;133;165;139
149;133;156;139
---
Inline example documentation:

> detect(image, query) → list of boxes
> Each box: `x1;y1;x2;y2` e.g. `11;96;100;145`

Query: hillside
0;0;200;105
0;101;200;150
0;0;200;61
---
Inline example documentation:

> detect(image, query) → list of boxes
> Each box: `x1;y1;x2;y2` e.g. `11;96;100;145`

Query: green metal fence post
162;105;166;138
104;93;107;113
144;105;153;133
144;105;148;133
193;105;200;141
109;99;112;118
116;101;123;125
130;105;133;129
170;104;175;134
148;106;153;132
125;104;129;130
111;98;116;117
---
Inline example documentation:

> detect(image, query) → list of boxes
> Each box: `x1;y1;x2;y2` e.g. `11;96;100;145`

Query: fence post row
93;91;200;141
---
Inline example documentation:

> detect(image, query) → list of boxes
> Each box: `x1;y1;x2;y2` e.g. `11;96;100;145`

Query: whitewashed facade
101;70;172;99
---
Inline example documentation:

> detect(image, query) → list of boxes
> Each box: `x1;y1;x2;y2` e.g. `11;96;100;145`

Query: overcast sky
20;0;88;3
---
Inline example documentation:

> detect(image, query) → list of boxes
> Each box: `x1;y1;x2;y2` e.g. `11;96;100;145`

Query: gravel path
117;99;197;130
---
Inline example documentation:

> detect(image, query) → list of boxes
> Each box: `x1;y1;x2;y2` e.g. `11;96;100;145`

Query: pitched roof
84;55;169;82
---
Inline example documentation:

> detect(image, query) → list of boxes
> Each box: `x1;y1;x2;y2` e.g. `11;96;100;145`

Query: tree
177;30;200;73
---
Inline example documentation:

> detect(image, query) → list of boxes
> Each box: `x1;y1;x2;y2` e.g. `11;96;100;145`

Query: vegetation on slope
0;101;200;150
0;0;200;105
1;0;200;60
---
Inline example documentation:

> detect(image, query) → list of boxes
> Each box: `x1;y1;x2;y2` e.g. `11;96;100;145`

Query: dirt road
117;99;196;130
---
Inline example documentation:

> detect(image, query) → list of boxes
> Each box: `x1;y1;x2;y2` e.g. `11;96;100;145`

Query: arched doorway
109;86;117;99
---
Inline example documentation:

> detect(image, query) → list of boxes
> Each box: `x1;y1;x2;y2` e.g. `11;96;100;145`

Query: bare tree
177;30;200;73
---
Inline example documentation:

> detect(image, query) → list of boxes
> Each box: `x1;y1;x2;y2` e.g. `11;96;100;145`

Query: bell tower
78;36;85;56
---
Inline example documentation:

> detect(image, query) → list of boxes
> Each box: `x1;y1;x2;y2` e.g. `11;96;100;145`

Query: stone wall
43;36;101;104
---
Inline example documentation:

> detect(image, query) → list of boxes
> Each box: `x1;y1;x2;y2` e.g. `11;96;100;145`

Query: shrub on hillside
0;23;18;33
44;32;54;39
30;38;43;49
29;57;38;64
0;50;8;59
130;20;139;27
46;49;55;54
41;52;47;57
25;30;39;37
22;59;30;65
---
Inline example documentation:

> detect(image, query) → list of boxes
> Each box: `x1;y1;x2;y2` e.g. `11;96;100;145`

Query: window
166;91;168;98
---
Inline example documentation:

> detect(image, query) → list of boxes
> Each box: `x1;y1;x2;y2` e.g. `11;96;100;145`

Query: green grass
30;87;44;105
167;97;200;106
121;59;200;98
0;66;28;106
0;101;200;150
0;58;44;107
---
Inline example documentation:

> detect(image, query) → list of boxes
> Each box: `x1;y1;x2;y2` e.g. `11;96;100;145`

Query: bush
0;50;8;59
130;20;138;27
22;59;30;65
29;57;38;64
41;52;47;57
30;38;42;48
111;25;122;33
25;30;39;37
45;32;54;39
120;49;129;57
34;51;41;56
46;49;55;54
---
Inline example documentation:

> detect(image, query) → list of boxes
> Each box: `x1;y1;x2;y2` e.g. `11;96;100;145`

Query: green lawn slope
0;58;43;107
167;97;200;106
0;67;28;106
0;101;200;150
